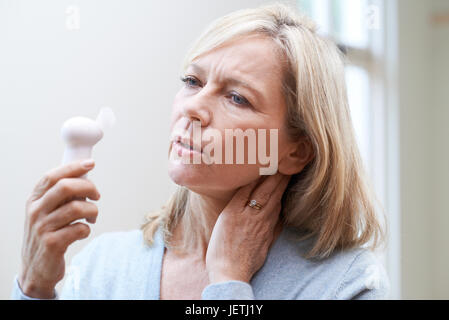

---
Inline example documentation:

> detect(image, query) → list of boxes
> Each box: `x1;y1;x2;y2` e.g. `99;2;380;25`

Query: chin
168;168;253;201
168;171;215;198
167;163;233;199
167;148;264;195
168;161;206;187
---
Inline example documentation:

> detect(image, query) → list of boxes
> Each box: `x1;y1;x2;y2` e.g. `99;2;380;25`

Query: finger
270;175;292;203
259;175;291;217
230;178;262;207
49;222;91;253
62;195;86;206
60;196;97;223
36;178;101;215
41;200;99;232
30;159;96;202
249;172;285;207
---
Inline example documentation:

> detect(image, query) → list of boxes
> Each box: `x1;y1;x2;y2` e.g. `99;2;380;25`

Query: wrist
19;275;56;299
208;270;250;284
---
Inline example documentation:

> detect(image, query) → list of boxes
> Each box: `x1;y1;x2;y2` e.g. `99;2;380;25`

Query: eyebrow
188;63;265;105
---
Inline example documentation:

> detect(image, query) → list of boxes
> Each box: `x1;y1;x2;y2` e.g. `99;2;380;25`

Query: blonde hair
142;2;387;259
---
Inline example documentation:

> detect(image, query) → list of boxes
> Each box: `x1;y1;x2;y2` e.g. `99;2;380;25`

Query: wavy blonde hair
141;2;387;259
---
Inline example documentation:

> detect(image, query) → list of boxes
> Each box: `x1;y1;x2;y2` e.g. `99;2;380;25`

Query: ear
278;137;314;175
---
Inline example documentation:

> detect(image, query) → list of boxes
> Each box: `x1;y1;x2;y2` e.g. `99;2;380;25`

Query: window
298;0;381;174
297;0;400;298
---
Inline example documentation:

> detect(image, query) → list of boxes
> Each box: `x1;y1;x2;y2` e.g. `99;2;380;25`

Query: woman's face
168;35;298;198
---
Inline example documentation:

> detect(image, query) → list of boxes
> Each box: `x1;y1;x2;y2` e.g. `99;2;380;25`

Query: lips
174;135;202;153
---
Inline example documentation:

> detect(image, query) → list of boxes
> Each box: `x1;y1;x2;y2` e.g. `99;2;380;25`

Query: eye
227;92;251;107
180;75;202;88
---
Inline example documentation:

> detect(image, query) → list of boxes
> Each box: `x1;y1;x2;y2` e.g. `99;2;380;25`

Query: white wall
0;0;270;299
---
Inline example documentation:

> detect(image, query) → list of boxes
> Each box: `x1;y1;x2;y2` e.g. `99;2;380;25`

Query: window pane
331;0;370;48
298;0;371;48
345;65;371;170
298;0;373;169
297;0;313;15
297;0;330;35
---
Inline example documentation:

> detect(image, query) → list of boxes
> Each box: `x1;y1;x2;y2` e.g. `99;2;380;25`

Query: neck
167;187;285;258
169;188;236;257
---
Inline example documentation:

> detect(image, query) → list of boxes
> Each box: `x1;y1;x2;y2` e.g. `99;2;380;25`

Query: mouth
173;135;202;154
178;141;193;150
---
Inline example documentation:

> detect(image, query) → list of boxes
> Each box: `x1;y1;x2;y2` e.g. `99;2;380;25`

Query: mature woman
12;3;389;300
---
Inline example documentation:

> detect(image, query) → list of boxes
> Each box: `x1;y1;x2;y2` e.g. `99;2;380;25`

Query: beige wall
2;0;449;300
398;0;449;299
431;0;449;300
397;0;433;299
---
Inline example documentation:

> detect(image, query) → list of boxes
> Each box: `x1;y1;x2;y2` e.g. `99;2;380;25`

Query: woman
12;3;389;300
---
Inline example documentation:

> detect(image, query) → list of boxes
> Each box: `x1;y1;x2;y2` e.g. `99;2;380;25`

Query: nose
181;87;212;127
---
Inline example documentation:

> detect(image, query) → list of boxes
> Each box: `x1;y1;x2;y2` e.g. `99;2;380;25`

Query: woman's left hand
205;172;292;284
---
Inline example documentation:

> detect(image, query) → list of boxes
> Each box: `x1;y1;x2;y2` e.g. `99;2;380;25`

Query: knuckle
89;202;99;215
76;224;90;238
86;179;96;189
83;202;98;218
35;174;52;193
57;178;73;194
68;162;79;171
87;181;100;198
42;234;60;251
68;201;84;214
29;174;53;202
27;202;41;221
258;191;271;201
34;220;46;237
41;173;53;188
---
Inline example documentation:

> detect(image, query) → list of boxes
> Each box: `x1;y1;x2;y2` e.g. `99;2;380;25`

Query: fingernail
86;216;97;224
82;159;95;169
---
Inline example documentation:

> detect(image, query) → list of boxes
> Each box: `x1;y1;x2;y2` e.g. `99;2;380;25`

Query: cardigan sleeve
10;275;58;300
201;280;255;300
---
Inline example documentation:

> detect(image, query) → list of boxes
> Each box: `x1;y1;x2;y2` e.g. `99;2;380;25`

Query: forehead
190;35;284;82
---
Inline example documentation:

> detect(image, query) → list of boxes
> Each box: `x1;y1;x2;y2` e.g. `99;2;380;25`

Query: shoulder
331;247;390;299
259;226;390;299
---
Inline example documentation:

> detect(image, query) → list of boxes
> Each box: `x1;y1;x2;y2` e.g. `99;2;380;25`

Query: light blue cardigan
11;225;390;300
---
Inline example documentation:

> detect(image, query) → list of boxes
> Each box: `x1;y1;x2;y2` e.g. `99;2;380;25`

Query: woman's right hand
18;159;101;299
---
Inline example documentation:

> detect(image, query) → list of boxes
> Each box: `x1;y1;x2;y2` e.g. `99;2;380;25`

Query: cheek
167;130;265;191
167;96;284;189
